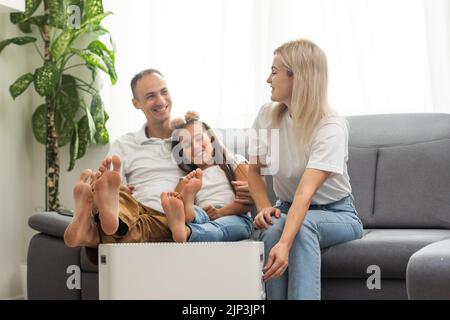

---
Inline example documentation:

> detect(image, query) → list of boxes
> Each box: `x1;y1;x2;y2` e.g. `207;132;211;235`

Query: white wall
0;13;110;299
0;12;37;299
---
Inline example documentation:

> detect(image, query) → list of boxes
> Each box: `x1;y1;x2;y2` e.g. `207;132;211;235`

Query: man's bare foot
161;192;189;242
181;168;203;222
64;169;100;248
93;155;122;235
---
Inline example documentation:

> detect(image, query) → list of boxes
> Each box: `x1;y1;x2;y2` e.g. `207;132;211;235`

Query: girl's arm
263;168;330;281
205;163;253;219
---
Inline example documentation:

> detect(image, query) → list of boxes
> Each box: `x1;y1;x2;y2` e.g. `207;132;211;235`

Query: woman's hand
232;181;255;206
263;242;290;282
253;207;281;229
204;205;223;220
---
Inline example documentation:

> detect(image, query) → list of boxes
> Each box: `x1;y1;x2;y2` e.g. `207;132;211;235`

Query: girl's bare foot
181;168;203;222
64;169;100;247
161;192;189;242
93;155;122;235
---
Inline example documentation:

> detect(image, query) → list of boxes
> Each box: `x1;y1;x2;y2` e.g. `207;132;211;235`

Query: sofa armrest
406;238;450;300
28;211;72;239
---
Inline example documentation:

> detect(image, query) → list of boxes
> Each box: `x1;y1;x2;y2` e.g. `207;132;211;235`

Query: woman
248;39;363;300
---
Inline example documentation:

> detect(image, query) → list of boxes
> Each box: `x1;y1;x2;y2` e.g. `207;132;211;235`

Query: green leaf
77;116;90;159
0;36;37;54
68;123;79;171
24;0;42;17
32;104;47;145
103;54;117;84
96;110;110;144
47;0;83;29
70;48;108;74
79;11;111;29
9;0;42;24
90;93;104;124
28;15;49;27
95;126;109;144
18;22;32;33
90;94;105;141
83;0;104;21
83;99;96;142
57;119;75;147
46;0;66;28
57;75;80;120
34;62;59;97
51;29;74;60
88;40;114;63
10;12;22;24
91;95;109;145
9;73;34;99
87;40;117;84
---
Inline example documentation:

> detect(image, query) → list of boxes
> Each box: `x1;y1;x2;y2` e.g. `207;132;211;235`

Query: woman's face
180;122;214;166
267;54;294;107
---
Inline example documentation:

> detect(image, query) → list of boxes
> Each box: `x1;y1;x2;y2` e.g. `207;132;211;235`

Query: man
64;69;254;247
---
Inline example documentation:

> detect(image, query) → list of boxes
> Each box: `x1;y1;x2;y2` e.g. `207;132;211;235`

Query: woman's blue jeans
188;206;253;242
259;196;363;300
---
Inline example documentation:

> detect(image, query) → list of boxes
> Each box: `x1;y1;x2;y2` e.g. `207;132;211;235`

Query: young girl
160;113;253;242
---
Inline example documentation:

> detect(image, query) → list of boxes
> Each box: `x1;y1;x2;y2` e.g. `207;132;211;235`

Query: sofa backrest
217;114;450;229
347;114;450;229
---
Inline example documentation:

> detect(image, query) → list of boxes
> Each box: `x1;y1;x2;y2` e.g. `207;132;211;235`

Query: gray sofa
27;114;450;300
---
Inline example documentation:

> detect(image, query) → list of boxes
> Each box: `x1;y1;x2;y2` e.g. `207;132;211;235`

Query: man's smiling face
132;73;172;125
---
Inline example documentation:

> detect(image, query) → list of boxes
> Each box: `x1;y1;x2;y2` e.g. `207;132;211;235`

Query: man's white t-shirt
108;124;185;213
249;103;352;205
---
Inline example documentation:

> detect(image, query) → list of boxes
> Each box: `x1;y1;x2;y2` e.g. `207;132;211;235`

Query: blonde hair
272;39;336;145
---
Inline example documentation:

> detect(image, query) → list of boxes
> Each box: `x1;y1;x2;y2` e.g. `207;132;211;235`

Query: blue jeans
259;196;363;300
188;206;253;242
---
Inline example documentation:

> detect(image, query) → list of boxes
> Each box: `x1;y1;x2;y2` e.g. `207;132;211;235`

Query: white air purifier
98;241;265;300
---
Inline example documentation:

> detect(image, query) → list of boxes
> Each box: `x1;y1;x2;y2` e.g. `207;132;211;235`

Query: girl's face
181;122;214;166
267;54;294;108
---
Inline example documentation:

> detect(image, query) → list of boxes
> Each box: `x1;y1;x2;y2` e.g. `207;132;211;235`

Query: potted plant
0;0;117;211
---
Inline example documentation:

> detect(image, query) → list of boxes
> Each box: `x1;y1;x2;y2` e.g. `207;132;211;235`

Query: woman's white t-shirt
249;103;352;205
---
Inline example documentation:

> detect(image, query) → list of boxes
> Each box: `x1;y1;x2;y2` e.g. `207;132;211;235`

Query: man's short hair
130;69;164;98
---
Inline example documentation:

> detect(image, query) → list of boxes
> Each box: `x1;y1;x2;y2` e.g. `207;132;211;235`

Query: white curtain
424;0;450;113
101;0;450;141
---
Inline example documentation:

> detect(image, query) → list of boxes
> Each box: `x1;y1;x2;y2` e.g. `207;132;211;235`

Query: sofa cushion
373;140;450;228
347;114;450;229
347;147;377;227
321;229;450;279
